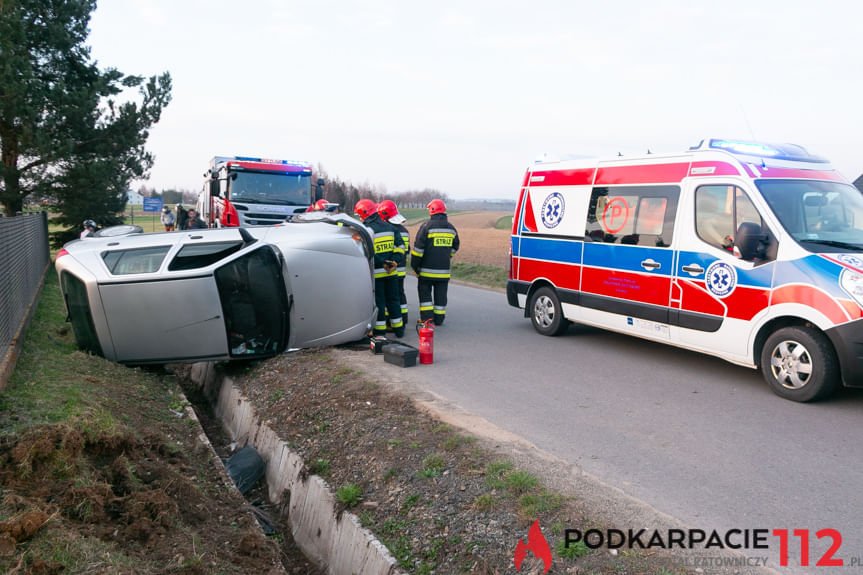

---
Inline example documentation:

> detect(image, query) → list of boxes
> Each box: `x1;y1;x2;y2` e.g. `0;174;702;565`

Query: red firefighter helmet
377;200;406;225
427;199;447;215
354;199;377;220
308;199;329;212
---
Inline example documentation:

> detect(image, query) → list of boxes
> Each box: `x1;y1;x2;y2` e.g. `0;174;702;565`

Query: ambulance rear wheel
529;287;569;336
760;326;839;402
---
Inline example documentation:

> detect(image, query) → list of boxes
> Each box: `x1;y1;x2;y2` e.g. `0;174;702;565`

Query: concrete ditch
188;361;403;575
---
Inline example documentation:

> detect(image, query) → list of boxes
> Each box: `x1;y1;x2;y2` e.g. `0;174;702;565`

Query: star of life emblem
705;261;737;298
540;193;564;229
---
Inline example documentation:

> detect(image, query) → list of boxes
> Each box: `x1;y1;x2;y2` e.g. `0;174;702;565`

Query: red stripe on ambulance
595;163;690;185
689;161;742;177
771;285;850;325
527;168;596;187
581;267;670;307
515;258;581;291
838;299;863;321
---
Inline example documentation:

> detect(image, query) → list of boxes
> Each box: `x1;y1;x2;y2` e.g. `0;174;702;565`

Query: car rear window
102;246;171;275
168;241;244;271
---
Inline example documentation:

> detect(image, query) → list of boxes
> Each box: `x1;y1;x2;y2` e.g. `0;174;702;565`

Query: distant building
126;189;145;205
854;174;863;193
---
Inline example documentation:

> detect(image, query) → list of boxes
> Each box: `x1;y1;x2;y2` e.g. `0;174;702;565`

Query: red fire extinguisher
417;320;434;364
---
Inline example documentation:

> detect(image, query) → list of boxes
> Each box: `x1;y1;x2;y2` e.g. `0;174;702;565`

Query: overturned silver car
55;214;375;364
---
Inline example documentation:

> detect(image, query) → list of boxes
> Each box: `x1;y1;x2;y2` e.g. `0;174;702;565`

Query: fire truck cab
198;156;323;227
507;138;863;402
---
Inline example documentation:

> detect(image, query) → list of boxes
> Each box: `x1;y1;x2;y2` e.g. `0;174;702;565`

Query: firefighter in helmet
354;199;405;338
307;199;331;212
377;200;410;325
411;199;459;325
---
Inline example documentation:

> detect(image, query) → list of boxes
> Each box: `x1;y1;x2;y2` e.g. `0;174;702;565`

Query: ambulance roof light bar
690;138;828;164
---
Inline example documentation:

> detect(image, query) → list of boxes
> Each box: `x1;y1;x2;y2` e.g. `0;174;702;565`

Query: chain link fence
0;212;50;387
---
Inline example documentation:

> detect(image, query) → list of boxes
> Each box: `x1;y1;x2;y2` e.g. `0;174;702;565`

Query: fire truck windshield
757;179;863;252
229;171;312;206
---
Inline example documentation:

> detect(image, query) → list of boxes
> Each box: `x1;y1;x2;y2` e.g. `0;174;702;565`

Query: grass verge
0;272;284;573
450;261;508;289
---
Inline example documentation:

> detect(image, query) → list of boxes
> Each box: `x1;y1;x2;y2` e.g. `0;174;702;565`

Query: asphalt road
386;276;863;574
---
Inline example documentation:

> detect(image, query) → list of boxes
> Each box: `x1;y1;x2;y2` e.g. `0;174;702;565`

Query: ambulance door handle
682;264;704;276
641;259;661;271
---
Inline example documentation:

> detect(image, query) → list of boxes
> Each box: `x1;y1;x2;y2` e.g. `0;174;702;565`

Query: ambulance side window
585;186;679;247
695;185;771;260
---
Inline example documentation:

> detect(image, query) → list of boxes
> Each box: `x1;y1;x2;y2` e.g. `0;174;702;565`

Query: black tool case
370;336;391;354
383;343;418;367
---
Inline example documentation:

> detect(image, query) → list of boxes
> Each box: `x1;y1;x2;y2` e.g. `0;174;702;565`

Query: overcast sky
88;0;863;199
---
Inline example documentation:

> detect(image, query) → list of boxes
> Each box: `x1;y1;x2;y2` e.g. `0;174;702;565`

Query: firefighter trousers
398;275;408;323
376;276;404;337
417;278;448;325
384;276;408;326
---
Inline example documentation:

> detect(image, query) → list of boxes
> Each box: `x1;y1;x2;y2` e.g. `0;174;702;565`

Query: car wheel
760;326;839;402
529;286;569;336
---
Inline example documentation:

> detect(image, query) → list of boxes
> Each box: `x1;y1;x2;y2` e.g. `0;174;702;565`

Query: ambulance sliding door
580;185;679;337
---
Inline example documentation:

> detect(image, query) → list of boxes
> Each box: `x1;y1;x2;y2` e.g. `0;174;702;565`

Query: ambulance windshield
757;179;863;252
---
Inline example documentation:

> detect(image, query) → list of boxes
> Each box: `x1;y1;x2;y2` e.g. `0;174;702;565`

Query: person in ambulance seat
695;193;734;252
411;199;459;326
377;200;410;325
354;199;405;338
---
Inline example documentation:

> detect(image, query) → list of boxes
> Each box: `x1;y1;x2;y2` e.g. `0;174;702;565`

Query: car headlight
840;268;863;307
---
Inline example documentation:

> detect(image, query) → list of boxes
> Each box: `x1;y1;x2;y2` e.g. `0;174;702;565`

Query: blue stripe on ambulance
515;235;583;264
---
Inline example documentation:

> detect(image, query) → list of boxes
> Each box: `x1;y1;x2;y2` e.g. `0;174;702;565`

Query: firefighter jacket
411;213;459;279
392;222;410;277
364;213;405;279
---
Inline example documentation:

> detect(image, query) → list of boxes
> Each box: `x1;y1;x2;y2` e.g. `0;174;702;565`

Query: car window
168;241;244;271
102;246;171;275
586;185;679;247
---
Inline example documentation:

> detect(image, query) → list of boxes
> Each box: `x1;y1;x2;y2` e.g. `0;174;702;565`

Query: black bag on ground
224;446;265;494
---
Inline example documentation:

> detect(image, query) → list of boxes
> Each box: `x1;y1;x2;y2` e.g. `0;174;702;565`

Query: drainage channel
181;361;402;575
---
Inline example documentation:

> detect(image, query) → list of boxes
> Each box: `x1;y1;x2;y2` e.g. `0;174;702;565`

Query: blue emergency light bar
698;138;828;164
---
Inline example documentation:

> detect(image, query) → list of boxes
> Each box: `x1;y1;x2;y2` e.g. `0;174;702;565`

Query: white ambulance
507;138;863;402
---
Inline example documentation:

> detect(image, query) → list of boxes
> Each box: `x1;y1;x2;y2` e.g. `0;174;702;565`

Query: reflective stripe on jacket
410;214;459;279
366;213;405;278
393;223;410;277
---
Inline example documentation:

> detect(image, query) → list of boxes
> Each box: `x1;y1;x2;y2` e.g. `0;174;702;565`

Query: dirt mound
0;422;282;574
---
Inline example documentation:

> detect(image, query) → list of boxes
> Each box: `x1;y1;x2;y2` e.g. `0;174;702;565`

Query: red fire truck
197;156;323;227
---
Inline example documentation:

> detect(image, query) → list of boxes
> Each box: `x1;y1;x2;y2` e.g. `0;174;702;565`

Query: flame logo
514;519;552;573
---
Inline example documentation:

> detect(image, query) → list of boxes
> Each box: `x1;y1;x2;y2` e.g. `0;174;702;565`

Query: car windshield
756;179;863;253
229;171;311;206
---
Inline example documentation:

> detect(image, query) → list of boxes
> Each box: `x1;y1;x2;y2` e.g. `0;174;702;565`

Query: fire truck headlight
840;268;863;306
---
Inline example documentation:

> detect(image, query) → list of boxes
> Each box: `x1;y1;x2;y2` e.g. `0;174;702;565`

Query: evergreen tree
0;0;171;245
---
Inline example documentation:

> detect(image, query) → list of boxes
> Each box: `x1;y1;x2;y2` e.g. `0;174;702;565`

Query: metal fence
0;212;50;385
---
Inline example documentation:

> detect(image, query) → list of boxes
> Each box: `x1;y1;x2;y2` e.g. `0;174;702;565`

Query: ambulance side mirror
736;222;767;261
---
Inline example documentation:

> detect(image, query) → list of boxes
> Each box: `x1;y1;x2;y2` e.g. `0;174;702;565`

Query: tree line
314;166;448;212
0;0;171;246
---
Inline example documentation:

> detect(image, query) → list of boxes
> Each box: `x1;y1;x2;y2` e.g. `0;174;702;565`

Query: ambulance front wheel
529;286;570;336
760;326;840;402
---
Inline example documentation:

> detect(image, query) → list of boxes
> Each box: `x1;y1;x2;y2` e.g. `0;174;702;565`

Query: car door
98;237;288;363
672;181;777;357
580;185;680;337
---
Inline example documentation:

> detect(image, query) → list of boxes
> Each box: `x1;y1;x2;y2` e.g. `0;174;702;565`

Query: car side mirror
209;178;219;197
735;221;767;261
315;178;325;202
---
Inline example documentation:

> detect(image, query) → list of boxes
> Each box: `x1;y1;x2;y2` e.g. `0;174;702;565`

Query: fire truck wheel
529;286;570;336
760;326;839;402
